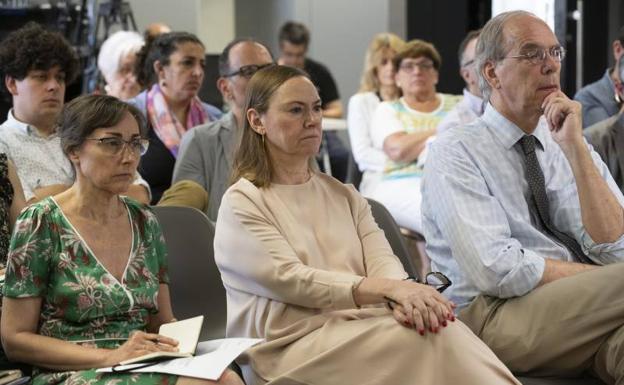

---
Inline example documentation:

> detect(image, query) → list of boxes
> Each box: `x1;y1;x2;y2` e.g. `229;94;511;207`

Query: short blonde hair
231;65;313;188
358;33;405;93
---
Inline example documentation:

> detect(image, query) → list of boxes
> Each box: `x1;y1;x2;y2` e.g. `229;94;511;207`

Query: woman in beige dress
214;65;519;385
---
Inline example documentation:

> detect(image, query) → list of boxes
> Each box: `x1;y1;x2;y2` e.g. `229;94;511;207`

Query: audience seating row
154;204;605;385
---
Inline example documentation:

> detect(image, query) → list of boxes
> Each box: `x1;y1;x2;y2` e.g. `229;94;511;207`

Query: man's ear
246;108;265;135
5;76;17;96
217;77;231;101
482;60;500;90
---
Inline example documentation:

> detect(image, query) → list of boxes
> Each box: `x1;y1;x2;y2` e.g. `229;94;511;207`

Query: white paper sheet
97;338;262;380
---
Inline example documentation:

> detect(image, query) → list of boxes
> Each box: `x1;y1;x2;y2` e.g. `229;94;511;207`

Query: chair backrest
152;206;226;341
366;198;418;278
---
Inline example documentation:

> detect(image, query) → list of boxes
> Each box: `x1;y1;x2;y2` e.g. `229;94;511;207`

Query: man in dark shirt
277;21;349;181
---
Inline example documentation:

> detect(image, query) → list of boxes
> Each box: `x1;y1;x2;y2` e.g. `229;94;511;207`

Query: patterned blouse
3;197;176;385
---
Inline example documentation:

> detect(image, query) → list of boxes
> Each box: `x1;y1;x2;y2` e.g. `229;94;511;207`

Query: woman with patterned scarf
128;32;222;204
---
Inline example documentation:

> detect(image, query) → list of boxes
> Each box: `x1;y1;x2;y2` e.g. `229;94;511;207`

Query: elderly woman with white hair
98;30;144;100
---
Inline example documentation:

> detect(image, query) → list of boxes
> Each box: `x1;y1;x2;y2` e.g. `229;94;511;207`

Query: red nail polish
442;321;447;327
419;329;425;336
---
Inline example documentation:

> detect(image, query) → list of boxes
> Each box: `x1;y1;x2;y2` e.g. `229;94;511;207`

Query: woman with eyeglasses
214;65;519;385
0;95;243;385
128;32;222;204
368;39;462;234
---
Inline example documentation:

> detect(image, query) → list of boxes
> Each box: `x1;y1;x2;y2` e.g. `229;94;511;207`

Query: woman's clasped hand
386;280;456;335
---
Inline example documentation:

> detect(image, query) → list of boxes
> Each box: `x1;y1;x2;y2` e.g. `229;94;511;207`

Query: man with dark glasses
172;38;274;221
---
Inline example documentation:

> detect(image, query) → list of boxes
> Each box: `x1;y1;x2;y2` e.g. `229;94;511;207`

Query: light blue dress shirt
422;103;624;310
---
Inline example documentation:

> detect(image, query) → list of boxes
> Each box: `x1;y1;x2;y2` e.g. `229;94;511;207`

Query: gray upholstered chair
366;198;418;278
152;205;226;341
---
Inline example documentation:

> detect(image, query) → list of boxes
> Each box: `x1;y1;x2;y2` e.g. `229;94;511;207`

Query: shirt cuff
496;248;545;298
581;230;624;265
330;275;364;310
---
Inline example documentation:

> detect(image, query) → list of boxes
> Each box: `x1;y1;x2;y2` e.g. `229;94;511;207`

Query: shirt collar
481;103;549;151
5;109;58;138
6;109;32;135
462;88;484;116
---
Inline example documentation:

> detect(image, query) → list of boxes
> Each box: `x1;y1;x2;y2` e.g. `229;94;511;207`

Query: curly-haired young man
0;22;150;203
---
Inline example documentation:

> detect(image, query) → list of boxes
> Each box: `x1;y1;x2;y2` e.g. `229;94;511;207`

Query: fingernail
442;321;447;327
451;315;456;322
403;320;410;326
429;327;434;333
419;329;425;336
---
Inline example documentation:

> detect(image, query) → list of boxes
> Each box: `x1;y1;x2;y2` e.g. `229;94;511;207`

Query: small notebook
119;315;204;365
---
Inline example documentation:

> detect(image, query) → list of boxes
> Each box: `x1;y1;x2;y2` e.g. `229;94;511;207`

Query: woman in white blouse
347;33;404;194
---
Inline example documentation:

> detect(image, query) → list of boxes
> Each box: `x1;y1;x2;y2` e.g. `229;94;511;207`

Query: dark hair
0;22;79;101
619;25;624;45
278;21;310;47
134;31;204;88
231;65;310;187
458;29;481;66
392;39;442;72
218;38;273;77
57;94;147;157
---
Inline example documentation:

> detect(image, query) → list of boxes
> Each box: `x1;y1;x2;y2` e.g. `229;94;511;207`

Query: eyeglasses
504;46;566;65
85;137;149;156
419;272;452;293
399;61;435;73
223;63;274;78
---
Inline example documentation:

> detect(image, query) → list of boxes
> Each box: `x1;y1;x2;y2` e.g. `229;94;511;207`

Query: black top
139;127;174;205
0;153;12;264
304;58;340;108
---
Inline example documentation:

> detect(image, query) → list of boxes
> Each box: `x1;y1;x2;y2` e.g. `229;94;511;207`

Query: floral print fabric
3;197;176;385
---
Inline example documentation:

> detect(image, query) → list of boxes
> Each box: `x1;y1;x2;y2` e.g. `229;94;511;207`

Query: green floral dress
3;197;177;385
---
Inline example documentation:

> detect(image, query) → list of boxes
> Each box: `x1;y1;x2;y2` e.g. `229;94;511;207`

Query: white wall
123;0;405;110
125;0;235;53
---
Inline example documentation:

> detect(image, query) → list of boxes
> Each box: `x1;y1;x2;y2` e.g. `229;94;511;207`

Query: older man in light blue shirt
423;10;624;383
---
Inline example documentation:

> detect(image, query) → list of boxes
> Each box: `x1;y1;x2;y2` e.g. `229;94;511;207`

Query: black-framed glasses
419;272;452;293
223;63;274;79
85;137;149;156
504;46;566;65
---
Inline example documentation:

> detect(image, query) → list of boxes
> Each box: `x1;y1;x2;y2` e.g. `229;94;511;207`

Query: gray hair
97;31;144;84
475;10;537;102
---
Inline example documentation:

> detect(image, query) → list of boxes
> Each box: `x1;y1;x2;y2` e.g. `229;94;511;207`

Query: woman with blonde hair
348;33;404;193
214;64;519;385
